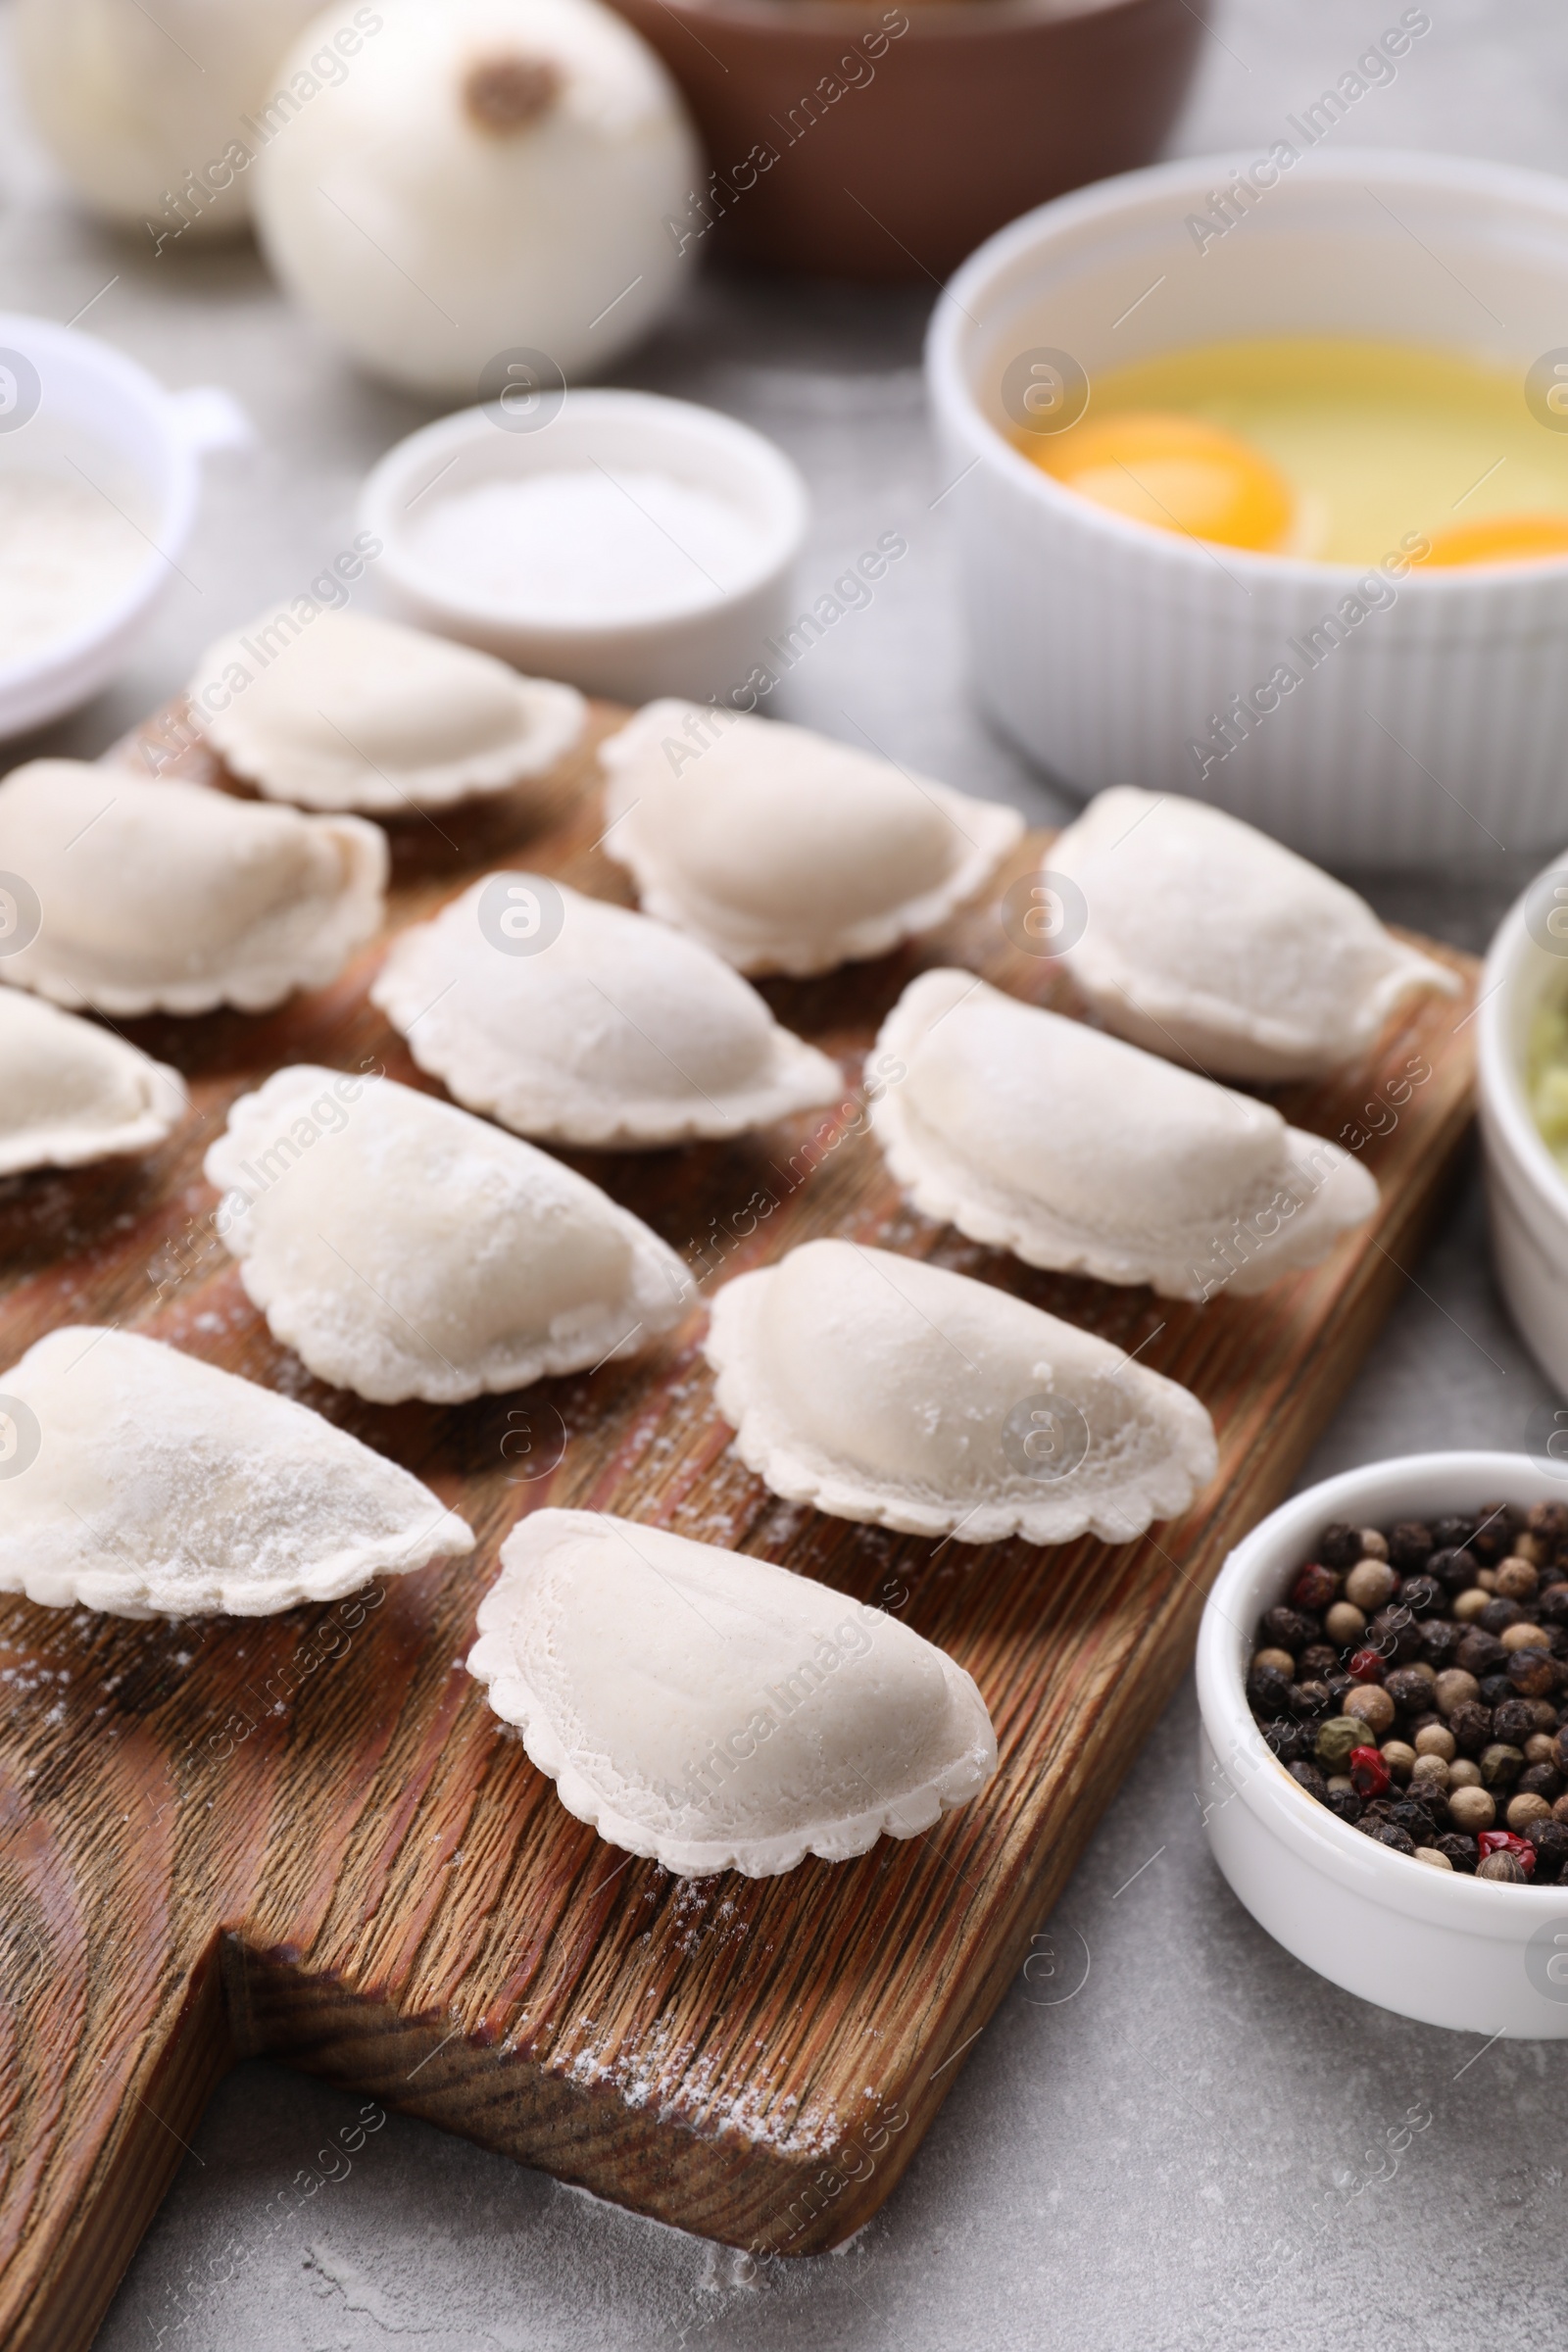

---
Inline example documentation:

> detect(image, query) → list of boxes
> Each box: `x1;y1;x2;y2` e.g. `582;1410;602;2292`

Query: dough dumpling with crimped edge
188;609;586;813
1048;787;1457;1080
0;760;386;1016
0;1327;474;1618
0;990;187;1173
598;700;1023;976
871;969;1378;1300
204;1066;692;1405
466;1507;997;1878
703;1239;1217;1544
370;871;842;1147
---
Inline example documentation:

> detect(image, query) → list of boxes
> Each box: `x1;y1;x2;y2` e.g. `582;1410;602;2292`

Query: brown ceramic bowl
608;0;1208;280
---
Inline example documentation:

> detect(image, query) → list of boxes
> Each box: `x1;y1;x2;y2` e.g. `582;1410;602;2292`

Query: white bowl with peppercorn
1197;1453;1568;2036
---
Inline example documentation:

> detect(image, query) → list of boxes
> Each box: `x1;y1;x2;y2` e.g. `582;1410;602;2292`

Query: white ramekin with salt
357;389;808;707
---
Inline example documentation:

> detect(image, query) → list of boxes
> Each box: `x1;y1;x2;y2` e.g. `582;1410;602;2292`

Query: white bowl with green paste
1480;860;1568;1395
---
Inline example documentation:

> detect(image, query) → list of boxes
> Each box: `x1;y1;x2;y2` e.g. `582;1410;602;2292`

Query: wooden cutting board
0;706;1477;2351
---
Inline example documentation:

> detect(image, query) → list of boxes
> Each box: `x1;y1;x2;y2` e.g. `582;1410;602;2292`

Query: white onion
251;0;702;395
14;0;322;239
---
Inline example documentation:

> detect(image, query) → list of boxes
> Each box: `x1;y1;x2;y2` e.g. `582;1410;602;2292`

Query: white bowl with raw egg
928;149;1568;869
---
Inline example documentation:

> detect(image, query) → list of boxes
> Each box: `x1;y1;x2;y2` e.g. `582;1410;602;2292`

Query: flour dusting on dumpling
466;1507;996;1877
599;701;1022;975
705;1239;1217;1544
205;1066;692;1403
0;760;385;1016
0;1327;473;1617
189;609;585;812
872;969;1378;1299
1048;788;1456;1079
371;872;840;1147
0;991;186;1173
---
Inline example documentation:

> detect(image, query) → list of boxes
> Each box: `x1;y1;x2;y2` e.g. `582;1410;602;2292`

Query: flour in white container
0;470;151;665
407;469;762;625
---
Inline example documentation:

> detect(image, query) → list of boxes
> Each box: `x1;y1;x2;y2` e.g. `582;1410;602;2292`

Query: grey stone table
2;1;1566;2343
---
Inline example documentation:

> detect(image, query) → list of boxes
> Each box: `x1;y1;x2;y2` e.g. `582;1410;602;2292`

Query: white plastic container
1198;1451;1568;2036
927;150;1568;869
0;312;249;738
1479;855;1568;1395
357;389;808;707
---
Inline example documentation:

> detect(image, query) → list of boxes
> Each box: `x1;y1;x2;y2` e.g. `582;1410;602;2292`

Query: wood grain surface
0;705;1478;2350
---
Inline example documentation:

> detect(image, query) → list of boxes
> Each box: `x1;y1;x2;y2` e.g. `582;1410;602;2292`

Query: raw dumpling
204;1066;691;1403
0;1326;474;1616
0;991;187;1173
705;1240;1216;1544
599;701;1023;975
872;970;1378;1300
188;610;586;813
466;1507;996;1877
0;760;386;1016
1048;788;1457;1079
370;873;842;1148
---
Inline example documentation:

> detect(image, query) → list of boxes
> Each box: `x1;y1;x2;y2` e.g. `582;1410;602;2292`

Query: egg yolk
1418;512;1568;567
1026;411;1298;553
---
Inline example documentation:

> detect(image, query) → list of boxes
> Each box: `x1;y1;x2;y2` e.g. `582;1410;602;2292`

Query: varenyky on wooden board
0;701;1476;2351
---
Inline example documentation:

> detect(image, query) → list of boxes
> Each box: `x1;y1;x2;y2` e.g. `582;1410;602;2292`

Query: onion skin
252;0;702;394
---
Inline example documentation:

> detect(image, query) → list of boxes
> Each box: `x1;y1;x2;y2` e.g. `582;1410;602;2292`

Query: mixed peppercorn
1249;1500;1568;1880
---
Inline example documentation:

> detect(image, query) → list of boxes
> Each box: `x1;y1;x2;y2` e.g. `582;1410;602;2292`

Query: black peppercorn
1298;1643;1339;1681
1420;1619;1464;1669
1261;1605;1321;1654
1518;1762;1564;1803
1263;1717;1311;1762
1448;1699;1494;1755
1398;1576;1446;1618
1289;1680;1332;1719
1385;1666;1435;1715
1326;1674;1354;1708
1369;1606;1424;1665
1555;1729;1568;1775
1456;1627;1507;1678
1507;1649;1558;1699
1479;1596;1526;1637
1537;1581;1568;1626
1325;1786;1363;1825
1525;1817;1568;1877
1493;1698;1540;1745
1288;1761;1329;1803
1382;1797;1439;1844
1408;1782;1448;1828
1468;1505;1517;1564
1437;1832;1479;1872
1428;1545;1476;1594
1356;1818;1417;1855
1249;1665;1296;1718
1479;1673;1515;1709
1529;1501;1568;1544
1389;1521;1436;1568
1317;1522;1364;1570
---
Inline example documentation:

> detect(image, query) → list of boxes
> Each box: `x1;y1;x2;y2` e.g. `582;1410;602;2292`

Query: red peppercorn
1348;1648;1387;1684
1477;1830;1537;1878
1292;1563;1339;1613
1350;1745;1391;1797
